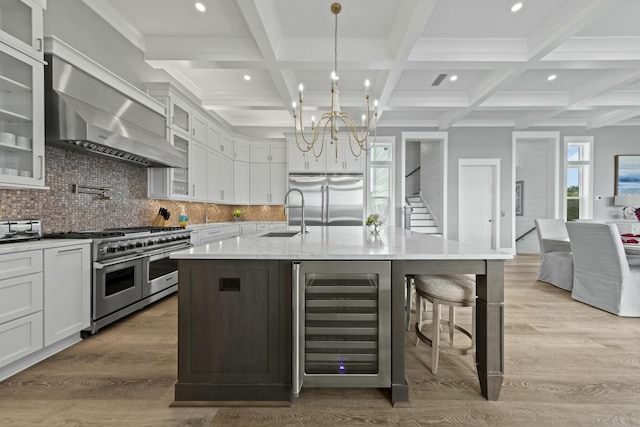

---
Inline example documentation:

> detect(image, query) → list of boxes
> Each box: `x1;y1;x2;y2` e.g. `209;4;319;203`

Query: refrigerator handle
321;184;326;224
324;184;330;224
292;261;303;397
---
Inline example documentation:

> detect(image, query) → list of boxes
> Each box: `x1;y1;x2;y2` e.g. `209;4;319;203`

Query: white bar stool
414;274;476;374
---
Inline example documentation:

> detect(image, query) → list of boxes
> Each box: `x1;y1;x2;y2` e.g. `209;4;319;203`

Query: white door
459;160;500;249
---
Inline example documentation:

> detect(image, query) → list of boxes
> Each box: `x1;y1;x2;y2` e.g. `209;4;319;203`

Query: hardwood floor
1;255;640;426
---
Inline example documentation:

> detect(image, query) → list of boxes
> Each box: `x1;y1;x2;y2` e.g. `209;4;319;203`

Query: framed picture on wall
515;180;524;216
615;155;640;196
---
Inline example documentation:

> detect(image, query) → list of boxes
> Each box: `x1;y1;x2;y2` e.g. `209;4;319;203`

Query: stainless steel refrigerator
287;174;364;226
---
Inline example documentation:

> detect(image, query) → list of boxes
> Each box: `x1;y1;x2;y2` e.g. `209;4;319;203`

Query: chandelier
292;2;378;159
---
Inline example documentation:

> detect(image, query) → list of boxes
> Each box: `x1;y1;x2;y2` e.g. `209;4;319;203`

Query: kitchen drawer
199;226;240;246
0;250;43;281
0;272;43;325
0;311;43;369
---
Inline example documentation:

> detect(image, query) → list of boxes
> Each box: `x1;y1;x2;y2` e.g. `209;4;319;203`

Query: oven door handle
94;255;146;269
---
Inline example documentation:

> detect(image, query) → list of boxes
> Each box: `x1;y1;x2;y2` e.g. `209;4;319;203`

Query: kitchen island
170;226;511;406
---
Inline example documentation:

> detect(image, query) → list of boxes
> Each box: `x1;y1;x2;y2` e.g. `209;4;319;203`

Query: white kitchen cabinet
169;95;192;135
287;137;364;174
220;134;233;158
250;163;287;205
288;140;325;173
239;223;257;235
191;224;240;246
250;142;286;164
189;140;207;201
148;132;207;201
0;311;43;369
43;243;90;347
234;139;250;162
234;161;250;204
0;248;44;370
207;149;234;203
191;111;207;144
0;33;46;189
0;0;45;60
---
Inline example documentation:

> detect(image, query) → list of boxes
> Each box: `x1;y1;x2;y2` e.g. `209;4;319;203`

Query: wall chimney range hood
44;54;187;168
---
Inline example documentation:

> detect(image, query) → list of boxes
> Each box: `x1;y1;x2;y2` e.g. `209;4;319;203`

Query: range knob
107;246;117;253
136;242;144;248
127;243;136;249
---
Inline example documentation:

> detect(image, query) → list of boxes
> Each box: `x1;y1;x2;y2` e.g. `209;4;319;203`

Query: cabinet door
0;43;45;189
0;311;43;369
220;134;233;158
0;249;42;281
170;96;191;134
206;149;221;202
44;244;91;346
234;161;250;204
0;0;44;59
270;163;288;205
189;141;207;201
176;260;290;393
170;132;190;199
270;144;287;163
0;272;43;325
234;140;250;162
219;155;234;203
250;163;270;204
207;124;220;151
288;141;309;172
250;145;270;163
191;112;207;144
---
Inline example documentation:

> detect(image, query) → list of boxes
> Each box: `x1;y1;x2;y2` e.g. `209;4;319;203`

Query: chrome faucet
284;189;307;234
205;204;220;223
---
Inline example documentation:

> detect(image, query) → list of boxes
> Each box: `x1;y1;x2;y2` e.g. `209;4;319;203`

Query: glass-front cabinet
0;35;45;188
0;0;44;57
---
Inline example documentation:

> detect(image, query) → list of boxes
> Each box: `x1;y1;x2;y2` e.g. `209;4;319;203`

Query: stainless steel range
47;226;191;334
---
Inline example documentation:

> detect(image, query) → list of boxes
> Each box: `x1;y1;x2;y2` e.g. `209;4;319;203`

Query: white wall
515;141;549;253
405;142;420;196
420;141;443;227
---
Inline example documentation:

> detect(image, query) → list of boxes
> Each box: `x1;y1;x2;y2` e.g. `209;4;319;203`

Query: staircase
406;196;440;235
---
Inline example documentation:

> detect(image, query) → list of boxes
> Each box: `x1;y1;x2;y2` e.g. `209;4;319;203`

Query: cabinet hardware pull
57;247;83;254
37;38;43;51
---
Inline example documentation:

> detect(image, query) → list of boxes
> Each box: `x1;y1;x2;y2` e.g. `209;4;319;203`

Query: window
564;137;593;221
368;143;393;224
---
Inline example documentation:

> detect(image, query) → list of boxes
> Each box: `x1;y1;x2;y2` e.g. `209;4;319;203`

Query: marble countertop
185;221;286;230
171;226;513;261
0;238;92;255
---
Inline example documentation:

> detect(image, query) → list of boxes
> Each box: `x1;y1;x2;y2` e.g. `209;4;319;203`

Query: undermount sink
260;231;301;237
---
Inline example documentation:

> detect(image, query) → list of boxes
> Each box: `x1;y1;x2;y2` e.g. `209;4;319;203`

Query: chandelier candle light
292;2;378;160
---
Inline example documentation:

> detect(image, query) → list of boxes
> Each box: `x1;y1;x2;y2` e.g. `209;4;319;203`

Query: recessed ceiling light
449;75;458;82
511;2;523;13
243;75;251;81
195;2;206;13
547;74;557;81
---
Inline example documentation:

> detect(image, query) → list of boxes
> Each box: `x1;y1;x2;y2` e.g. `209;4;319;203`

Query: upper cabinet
287;135;364;174
0;0;46;189
250;142;286;164
0;0;45;61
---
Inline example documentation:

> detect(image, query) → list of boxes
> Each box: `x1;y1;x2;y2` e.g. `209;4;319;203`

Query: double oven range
47;226;192;334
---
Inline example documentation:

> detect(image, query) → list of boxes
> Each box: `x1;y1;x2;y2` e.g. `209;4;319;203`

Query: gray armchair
566;222;640;316
534;219;573;291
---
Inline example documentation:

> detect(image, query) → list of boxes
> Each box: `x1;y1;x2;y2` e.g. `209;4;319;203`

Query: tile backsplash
0;146;285;233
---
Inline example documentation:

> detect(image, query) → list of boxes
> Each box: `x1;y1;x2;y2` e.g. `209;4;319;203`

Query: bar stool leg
449;305;455;346
432;298;441;374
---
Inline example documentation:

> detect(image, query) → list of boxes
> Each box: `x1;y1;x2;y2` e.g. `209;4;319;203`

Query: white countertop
0;238;92;255
185;221;285;230
171;226;513;261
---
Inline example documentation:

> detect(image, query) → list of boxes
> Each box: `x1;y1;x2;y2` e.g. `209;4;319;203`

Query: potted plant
232;209;242;221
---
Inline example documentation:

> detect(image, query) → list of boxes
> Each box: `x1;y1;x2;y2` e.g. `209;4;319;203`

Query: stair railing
516;226;537;242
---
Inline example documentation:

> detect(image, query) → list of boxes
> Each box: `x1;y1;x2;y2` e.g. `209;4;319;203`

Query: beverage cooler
292;261;391;395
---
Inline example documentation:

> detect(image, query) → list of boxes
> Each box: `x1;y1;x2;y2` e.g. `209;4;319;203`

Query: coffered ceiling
82;0;640;136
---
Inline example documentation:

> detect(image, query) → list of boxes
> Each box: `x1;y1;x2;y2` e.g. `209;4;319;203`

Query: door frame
400;131;448;238
458;158;500;250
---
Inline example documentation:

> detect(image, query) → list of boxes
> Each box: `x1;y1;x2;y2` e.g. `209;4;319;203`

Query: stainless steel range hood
44;55;187;168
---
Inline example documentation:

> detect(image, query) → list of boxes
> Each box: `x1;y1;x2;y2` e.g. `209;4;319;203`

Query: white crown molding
81;0;145;51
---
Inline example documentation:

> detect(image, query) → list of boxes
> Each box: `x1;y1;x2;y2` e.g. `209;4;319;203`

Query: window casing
564;137;593;221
